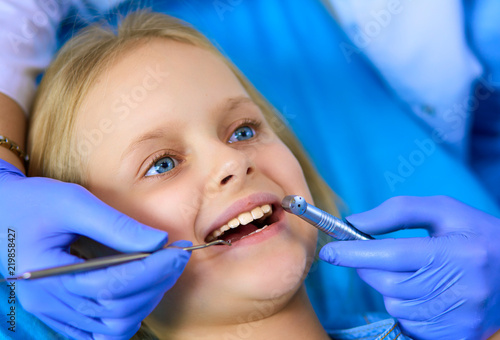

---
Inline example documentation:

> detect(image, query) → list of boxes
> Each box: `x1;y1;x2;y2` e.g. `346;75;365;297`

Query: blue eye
228;126;255;143
145;156;177;177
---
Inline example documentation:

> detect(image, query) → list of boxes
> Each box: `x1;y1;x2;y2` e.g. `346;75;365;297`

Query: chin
237;237;316;301
157;222;317;326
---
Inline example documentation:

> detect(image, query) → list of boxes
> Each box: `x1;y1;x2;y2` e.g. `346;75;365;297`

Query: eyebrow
121;128;168;162
216;95;254;114
120;96;255;162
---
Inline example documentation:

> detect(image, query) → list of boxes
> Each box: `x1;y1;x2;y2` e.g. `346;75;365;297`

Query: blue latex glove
319;196;500;340
0;159;191;340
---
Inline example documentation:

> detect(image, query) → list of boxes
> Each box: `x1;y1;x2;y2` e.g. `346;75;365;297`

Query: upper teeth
207;204;272;242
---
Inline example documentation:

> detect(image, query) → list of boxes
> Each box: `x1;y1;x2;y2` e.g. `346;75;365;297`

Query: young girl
28;11;407;340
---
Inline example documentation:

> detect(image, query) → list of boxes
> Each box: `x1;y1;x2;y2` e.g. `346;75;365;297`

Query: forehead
76;38;248;135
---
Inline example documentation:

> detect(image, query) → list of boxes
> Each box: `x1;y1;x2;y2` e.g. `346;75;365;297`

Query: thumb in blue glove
0;159;191;340
319;195;500;340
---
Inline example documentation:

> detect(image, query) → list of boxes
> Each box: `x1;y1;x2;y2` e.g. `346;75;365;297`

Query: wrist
0;93;28;174
0;148;25;174
0;134;29;163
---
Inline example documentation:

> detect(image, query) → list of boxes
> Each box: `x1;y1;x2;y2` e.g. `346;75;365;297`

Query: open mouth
205;204;279;244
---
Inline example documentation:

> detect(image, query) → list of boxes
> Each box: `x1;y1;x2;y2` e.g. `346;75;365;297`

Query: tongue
219;224;259;243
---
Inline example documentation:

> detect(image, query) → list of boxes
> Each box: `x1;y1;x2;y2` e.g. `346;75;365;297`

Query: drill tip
281;195;307;215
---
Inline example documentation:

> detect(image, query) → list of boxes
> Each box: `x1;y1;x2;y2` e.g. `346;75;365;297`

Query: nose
203;142;255;194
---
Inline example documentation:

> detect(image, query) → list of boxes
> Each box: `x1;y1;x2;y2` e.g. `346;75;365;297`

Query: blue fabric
466;0;500;203
326;313;411;340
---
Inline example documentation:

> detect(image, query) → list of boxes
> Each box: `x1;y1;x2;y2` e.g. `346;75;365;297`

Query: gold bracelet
0;135;29;166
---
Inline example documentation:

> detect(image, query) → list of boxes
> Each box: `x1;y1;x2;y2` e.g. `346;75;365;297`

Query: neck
147;286;330;340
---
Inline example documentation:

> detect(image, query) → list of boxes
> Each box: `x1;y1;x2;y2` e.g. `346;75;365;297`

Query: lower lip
212;207;287;249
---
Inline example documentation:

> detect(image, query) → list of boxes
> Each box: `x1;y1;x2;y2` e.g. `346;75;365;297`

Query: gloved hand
319;196;500;340
0;159;191;340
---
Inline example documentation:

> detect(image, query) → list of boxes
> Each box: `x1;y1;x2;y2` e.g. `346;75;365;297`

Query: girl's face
75;39;317;326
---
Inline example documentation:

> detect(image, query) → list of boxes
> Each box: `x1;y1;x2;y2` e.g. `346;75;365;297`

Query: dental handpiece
282;195;373;241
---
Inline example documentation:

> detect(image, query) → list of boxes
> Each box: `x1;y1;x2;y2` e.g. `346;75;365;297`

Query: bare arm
0;93;26;173
0;0;64;174
490;330;500;340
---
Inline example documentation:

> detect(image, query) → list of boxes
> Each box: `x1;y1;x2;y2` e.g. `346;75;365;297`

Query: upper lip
203;192;281;241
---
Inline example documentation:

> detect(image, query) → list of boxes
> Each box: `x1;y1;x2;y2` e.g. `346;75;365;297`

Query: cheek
254;140;317;245
90;178;200;242
256;141;312;199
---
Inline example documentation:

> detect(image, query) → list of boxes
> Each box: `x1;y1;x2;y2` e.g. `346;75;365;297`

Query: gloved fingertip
170;240;193;248
137;227;169;250
345;213;367;227
103;217;170;252
168;249;191;271
174;252;191;271
319;244;338;264
156;233;170;248
345;212;386;234
156;245;192;271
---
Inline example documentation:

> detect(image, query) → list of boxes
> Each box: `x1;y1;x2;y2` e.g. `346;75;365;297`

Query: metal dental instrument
282;195;373;241
2;240;231;282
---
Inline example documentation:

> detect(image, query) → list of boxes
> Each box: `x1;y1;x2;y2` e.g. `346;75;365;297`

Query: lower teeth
240;225;269;240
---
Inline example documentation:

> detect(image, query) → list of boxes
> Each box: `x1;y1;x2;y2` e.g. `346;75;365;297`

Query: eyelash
228;119;262;142
142;118;263;180
142;151;181;180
